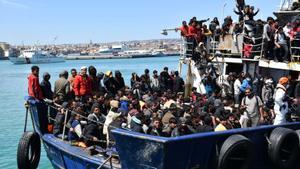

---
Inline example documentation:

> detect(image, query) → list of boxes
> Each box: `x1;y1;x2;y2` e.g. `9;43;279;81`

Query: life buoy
17;131;41;169
268;127;300;169
218;134;254;169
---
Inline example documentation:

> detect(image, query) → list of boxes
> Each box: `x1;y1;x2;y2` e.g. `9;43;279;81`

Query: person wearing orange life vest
273;77;289;125
176;21;189;37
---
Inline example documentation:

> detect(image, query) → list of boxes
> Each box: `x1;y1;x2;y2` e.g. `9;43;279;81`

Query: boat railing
242;34;264;58
181;32;300;63
45;103;114;146
42;100;120;168
290;38;300;61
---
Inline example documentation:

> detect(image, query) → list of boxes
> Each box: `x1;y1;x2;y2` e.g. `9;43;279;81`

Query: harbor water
0;56;184;169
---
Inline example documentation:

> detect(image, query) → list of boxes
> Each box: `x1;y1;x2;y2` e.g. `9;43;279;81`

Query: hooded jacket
28;73;44;100
73;74;92;96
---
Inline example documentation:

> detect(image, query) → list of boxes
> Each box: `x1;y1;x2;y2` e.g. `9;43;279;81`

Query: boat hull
9;56;65;64
26;97;300;169
112;123;300;169
42;134;120;169
26;98;120;169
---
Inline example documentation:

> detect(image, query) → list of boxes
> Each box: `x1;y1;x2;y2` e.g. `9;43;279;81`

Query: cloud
0;0;29;9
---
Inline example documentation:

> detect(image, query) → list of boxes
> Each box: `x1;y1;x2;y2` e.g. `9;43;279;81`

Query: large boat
9;49;65;64
16;1;300;169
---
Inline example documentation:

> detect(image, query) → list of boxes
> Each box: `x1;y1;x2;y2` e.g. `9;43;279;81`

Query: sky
0;0;281;45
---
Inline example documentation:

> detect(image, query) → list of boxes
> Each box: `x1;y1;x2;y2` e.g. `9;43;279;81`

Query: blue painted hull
112;124;300;169
27;99;120;169
42;134;120;169
26;98;300;169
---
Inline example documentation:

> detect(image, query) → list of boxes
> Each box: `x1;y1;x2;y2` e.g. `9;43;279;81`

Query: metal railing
290;38;300;62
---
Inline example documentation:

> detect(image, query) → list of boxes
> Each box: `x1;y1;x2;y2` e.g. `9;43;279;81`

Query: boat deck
42;134;121;169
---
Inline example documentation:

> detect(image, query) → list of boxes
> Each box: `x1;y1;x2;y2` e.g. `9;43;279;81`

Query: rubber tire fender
218;134;254;169
296;130;300;147
17;131;41;169
268;127;300;169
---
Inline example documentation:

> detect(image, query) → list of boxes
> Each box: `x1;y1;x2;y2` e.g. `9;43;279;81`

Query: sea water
0;56;186;169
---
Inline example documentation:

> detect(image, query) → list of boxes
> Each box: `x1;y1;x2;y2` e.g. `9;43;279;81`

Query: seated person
53;102;68;137
83;115;105;147
227;113;241;129
130;113;145;133
162;117;178;137
197;115;214;133
68;113;85;148
148;117;163;136
107;115;127;146
171;118;193;137
215;115;230;132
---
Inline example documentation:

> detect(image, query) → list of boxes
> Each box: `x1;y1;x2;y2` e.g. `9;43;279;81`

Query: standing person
151;70;160;92
28;66;44;100
54;70;70;102
68;68;77;91
273;77;289;125
274;27;289;63
114;70;125;91
233;74;243;107
236;0;245;11
40;72;53;99
103;71;118;96
73;66;92;100
178;21;189;37
159;67;171;92
240;88;264;128
88;66;100;95
28;66;47;133
173;71;185;94
261;78;274;108
140;69;151;89
130;72;140;88
263;17;275;60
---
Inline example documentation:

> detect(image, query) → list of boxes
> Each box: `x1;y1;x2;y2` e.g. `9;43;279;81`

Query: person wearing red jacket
73;66;92;99
28;66;44;100
188;21;197;37
177;21;189;37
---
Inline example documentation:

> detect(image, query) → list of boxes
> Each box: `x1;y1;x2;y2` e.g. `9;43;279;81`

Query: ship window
226;63;243;74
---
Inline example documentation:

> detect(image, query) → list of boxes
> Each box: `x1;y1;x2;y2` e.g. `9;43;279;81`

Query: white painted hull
9;56;65;64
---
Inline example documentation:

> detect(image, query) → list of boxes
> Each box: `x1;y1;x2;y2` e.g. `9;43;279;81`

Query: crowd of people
27;64;300;148
25;0;300;149
176;0;300;63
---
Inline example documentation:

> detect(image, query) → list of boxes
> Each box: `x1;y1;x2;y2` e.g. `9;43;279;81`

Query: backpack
242;95;260;117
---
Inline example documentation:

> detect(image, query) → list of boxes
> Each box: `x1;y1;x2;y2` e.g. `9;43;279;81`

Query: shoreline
65;53;180;60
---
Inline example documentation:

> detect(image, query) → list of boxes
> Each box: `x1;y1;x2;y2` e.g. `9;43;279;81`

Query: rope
243;42;263;47
243;34;263;40
48;115;115;145
44;100;120;130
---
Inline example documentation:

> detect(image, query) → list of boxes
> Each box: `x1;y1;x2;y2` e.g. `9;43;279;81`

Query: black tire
268;127;300;169
296;130;300;146
17;131;41;169
218;134;254;169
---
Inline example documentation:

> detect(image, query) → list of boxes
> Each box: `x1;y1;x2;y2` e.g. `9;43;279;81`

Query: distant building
0;42;10;58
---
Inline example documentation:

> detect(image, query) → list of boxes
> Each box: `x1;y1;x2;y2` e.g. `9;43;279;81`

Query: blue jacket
240;79;251;92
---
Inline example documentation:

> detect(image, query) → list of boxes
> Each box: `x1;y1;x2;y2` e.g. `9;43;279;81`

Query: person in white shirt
273;77;289;125
233;74;243;107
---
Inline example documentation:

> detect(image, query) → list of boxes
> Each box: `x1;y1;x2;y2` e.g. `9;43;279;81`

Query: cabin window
226;63;243;74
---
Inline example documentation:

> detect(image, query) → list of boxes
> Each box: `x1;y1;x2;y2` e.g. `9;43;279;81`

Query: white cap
80;66;87;70
265;79;273;84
